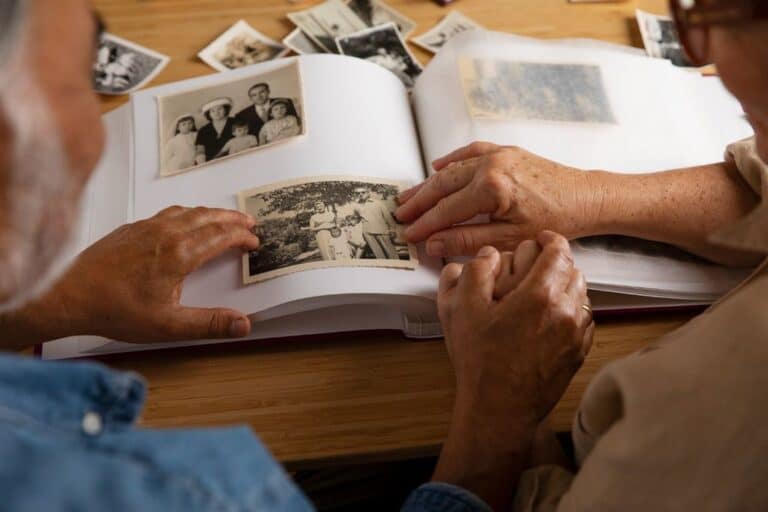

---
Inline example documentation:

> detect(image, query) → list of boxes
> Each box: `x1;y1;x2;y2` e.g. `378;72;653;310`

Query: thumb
426;224;528;257
168;306;252;340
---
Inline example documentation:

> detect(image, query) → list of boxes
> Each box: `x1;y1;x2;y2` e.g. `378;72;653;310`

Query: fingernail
478;246;496;258
228;318;249;338
427;240;444;256
394;206;404;220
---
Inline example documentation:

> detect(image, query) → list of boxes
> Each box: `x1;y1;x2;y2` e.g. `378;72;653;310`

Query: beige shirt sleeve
512;138;768;512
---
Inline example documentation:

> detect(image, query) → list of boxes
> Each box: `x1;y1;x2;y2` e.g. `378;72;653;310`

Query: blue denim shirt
0;353;489;512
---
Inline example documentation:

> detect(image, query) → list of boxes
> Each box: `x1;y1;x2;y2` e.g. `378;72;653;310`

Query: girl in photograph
258;99;301;145
163;114;198;173
308;200;336;261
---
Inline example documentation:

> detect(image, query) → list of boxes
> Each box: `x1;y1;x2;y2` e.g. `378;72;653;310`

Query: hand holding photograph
93;33;169;95
459;57;617;124
238;176;418;284
198;20;290;72
336;23;423;88
412;11;483;54
157;60;305;177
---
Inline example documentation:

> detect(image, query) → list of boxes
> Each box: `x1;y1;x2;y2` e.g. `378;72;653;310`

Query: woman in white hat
194;97;235;165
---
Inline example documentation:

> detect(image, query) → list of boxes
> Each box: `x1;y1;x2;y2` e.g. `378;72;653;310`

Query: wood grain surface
89;0;681;470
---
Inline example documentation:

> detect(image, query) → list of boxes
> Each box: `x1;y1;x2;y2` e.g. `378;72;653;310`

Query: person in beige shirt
397;2;768;511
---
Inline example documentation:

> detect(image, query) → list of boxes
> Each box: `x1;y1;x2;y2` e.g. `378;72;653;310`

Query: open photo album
42;30;754;359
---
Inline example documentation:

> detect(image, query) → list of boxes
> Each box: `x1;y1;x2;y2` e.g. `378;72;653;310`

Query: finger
180;224;261;273
437;262;463;313
395;160;478;223
518;231;574;297
424;223;527;257
177;207;257;231
493;251;515;299
397;182;424;205
581;322;595;359
432;141;500;171
167;306;252;340
566;269;592;329
154;205;191;219
456;246;501;310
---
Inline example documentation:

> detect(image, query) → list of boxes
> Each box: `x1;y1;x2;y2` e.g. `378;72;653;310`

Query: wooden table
92;0;685;471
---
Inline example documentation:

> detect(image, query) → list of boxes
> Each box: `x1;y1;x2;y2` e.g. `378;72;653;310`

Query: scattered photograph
336;23;423;88
347;0;417;37
157;60;305;177
636;9;694;67
198;20;290;72
411;11;482;54
93;33;169;95
283;28;325;55
287;0;368;53
459;57;617;124
239;176;418;284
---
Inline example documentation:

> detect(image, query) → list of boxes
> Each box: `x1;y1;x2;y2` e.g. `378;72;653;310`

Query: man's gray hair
0;0;25;66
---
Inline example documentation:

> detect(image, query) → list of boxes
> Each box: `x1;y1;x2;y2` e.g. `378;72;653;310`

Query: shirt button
82;411;103;436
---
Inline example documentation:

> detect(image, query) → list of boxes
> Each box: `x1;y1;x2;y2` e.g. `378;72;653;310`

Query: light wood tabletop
90;0;685;471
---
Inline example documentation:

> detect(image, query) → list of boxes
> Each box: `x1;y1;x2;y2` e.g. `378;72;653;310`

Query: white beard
0;44;87;313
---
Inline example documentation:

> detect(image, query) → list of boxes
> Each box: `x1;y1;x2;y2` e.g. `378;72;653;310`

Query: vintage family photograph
411;11;482;54
157;60;305;177
636;9;694;67
459;57;617;124
198;20;290;72
287;0;368;53
93;33;169;95
336;23;423;88
347;0;417;38
238;176;418;284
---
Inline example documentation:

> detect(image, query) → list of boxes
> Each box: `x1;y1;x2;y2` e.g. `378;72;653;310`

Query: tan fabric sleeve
512;466;574;512
710;137;768;253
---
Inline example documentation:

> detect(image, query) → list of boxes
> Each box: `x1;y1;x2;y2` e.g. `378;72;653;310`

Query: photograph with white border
347;0;417;37
411;11;482;54
283;28;324;55
157;60;305;177
287;0;368;53
238;176;418;284
336;23;423;88
93;33;169;95
198;20;290;72
636;9;694;67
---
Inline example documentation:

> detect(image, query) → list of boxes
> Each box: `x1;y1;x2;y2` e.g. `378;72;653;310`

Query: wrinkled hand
49;206;260;342
396;142;599;257
438;232;593;425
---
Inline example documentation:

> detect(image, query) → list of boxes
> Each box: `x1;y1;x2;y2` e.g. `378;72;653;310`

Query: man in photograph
352;188;399;260
235;82;272;137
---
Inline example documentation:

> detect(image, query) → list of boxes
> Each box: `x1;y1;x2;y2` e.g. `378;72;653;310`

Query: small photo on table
411;11;483;54
347;0;417;38
157;60;305;177
459;57;617;124
336;23;422;88
93;33;169;95
287;0;368;53
198;20;290;72
238;176;418;284
636;9;695;67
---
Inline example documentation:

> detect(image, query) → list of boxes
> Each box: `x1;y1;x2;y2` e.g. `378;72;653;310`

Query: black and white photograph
336;23;423;88
347;0;417;38
411;11;482;54
283;28;324;55
636;9;694;67
287;0;368;53
459;57;617;124
238;176;418;284
93;33;170;95
157;60;305;177
198;20;290;72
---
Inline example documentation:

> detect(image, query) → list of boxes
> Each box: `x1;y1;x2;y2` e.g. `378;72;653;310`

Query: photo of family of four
239;178;415;284
160;63;304;176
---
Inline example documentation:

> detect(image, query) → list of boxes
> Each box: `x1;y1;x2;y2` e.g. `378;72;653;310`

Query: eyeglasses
670;0;768;66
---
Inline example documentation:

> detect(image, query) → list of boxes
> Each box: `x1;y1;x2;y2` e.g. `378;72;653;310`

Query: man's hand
395;142;601;257
432;232;593;510
2;206;260;348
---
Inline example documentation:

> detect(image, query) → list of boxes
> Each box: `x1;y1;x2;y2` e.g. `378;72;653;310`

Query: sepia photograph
336;23;423;88
283;28;324;55
411;11;482;54
93;33;169;95
238;176;418;284
459;57;617;124
198;20;290;72
287;0;368;53
347;0;417;38
636;9;694;67
157;60;305;177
